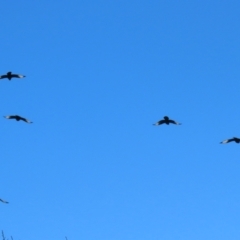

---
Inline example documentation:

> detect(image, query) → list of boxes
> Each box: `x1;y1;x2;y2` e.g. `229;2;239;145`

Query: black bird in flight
0;198;9;204
153;116;181;126
220;137;240;144
4;115;33;123
0;71;25;80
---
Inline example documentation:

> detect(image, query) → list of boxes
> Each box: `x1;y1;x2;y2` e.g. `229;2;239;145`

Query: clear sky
1;0;240;239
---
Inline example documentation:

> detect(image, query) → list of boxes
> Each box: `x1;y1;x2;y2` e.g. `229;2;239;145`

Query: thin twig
2;230;5;240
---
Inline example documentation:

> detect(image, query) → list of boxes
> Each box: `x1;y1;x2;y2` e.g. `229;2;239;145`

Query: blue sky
1;0;240;239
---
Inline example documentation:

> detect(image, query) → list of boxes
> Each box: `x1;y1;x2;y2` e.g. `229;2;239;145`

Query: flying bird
0;198;9;204
0;71;25;80
220;137;240;144
153;116;181;126
4;115;33;123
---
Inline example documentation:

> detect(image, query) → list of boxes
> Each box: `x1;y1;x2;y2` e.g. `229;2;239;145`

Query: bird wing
0;75;8;79
0;198;9;204
153;120;165;125
220;138;234;144
20;117;32;123
11;74;25;78
4;115;15;119
234;137;240;141
169;119;181;125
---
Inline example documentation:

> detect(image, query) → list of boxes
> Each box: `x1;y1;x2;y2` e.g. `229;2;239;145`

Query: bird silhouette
0;198;9;204
4;115;33;123
0;71;25;80
220;137;240;144
153;116;181;126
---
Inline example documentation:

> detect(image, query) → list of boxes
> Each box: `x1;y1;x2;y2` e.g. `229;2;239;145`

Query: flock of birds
153;116;240;144
0;72;33;124
0;72;238;205
0;71;33;205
